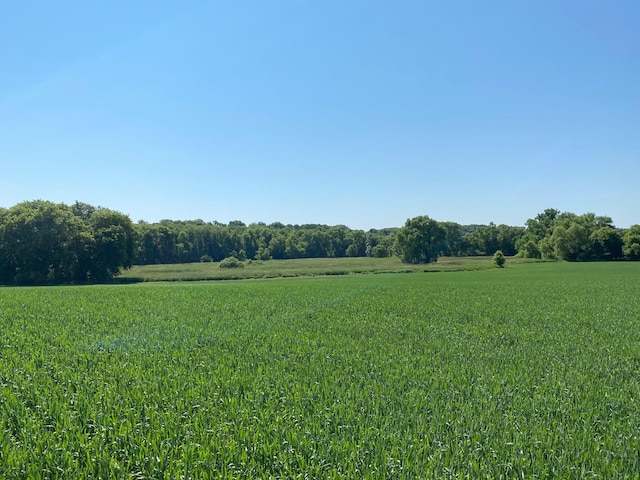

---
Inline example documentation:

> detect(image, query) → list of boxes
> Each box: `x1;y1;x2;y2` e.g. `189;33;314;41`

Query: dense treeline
132;219;528;265
0;200;638;284
134;220;397;264
0;201;135;284
516;208;639;261
394;210;639;264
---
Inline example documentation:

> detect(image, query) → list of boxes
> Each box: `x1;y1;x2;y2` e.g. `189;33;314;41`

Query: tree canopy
394;216;447;264
0;201;135;284
517;211;629;262
0;201;637;284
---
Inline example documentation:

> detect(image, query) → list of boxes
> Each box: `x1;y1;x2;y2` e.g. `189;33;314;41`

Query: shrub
493;250;506;268
200;254;213;263
219;256;244;268
371;245;390;258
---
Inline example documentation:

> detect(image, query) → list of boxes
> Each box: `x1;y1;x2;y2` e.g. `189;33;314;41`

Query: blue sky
1;1;638;230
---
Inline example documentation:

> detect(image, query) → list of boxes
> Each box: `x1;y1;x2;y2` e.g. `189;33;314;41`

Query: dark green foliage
371;244;390;258
132;220;398;264
89;209;137;281
493;249;506;267
219;256;244;268
518;210;628;261
516;238;541;259
395;215;446;264
622;225;640;260
463;223;525;256
0;200;135;284
1;200;636;277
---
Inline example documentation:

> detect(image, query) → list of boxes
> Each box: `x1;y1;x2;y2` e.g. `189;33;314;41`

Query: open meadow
117;256;535;282
1;262;639;478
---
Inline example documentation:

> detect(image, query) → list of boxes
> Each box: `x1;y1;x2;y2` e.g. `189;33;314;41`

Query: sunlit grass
118;255;540;282
0;262;639;477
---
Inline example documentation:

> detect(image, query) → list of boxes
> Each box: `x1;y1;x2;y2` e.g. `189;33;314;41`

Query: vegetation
394;215;446;264
493;249;506;268
1;263;639;477
127;209;640;266
623;224;640;260
516;209;629;261
0;200;638;284
0;201;135;284
218;256;244;269
134;219;397;265
118;256;520;282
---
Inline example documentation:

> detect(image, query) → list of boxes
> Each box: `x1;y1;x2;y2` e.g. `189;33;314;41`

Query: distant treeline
133;219;528;265
514;208;639;261
1;201;639;284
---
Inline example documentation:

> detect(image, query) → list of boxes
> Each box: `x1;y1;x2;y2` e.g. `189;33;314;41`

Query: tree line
134;220;397;264
394;209;640;264
0;201;135;284
515;208;640;261
0;200;638;284
132;218;530;265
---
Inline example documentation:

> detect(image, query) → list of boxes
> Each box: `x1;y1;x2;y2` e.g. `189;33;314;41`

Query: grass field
1;262;639;477
118;255;538;282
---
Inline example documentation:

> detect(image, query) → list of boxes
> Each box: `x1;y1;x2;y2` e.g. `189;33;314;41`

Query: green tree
440;222;464;256
0;201;88;283
493;250;506;268
345;230;367;257
268;232;287;259
0;201;136;284
547;213;623;261
516;236;541;258
395;215;446;264
590;226;623;260
623;225;640;260
525;208;560;241
371;244;390;258
550;219;589;261
496;225;525;256
89;209;137;281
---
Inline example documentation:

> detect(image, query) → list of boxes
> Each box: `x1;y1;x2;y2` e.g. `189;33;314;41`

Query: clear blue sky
2;1;638;230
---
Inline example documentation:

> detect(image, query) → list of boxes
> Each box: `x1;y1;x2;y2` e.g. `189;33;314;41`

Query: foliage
130;217;527;265
519;209;628;261
463;223;525;256
1;264;640;477
89;209;137;281
516;238;540;259
0;200;135;284
133;220;398;264
371;244;390;258
219;256;244;268
395;215;446;264
622;225;640;260
1;201;637;276
492;249;506;267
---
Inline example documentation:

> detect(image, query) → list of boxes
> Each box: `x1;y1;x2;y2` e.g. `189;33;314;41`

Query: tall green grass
117;256;534;282
1;262;639;477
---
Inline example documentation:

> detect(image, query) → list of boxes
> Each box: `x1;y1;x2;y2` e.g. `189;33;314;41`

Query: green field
118;256;537;282
1;262;639;478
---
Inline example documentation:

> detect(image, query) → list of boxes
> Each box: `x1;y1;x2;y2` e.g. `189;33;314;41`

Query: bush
219;256;244;268
371;244;390;258
493;250;506;268
200;254;213;263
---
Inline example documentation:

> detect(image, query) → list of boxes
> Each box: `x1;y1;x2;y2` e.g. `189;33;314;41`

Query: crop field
1;262;639;478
